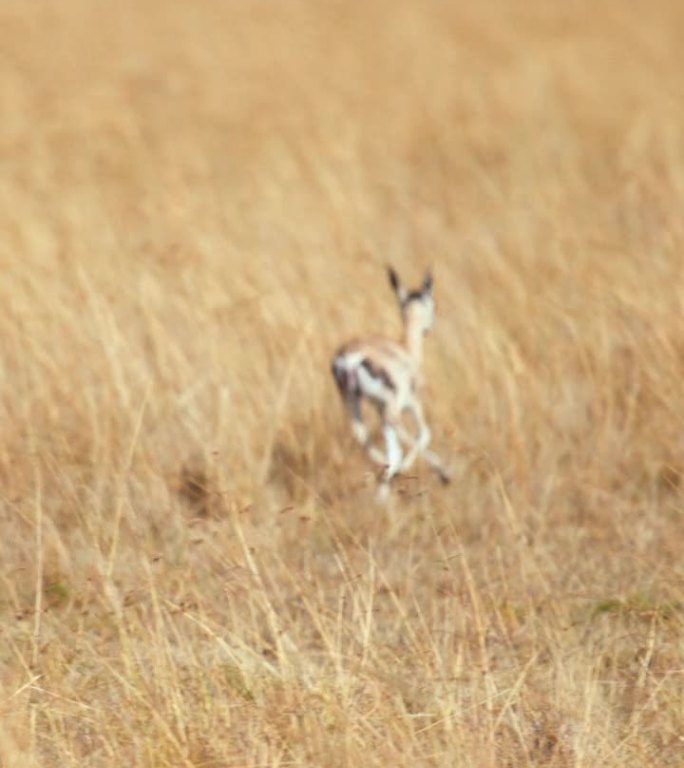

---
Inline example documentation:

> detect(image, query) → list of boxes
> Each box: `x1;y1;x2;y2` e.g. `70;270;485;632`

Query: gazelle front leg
397;400;450;484
396;398;429;470
421;448;451;484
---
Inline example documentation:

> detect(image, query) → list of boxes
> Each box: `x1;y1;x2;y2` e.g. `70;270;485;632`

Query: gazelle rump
331;266;450;493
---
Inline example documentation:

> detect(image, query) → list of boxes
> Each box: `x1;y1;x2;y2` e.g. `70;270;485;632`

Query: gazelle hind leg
345;392;386;465
376;420;403;500
381;422;403;482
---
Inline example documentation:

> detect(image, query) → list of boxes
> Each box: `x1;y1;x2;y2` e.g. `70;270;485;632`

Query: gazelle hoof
438;468;451;485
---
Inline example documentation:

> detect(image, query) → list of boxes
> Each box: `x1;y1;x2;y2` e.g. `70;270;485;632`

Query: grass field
1;1;683;765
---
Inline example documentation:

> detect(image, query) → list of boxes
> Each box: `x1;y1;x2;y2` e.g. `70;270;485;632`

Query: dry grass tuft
1;1;684;765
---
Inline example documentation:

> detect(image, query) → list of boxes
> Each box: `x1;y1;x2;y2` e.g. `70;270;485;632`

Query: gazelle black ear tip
387;265;400;291
423;271;433;292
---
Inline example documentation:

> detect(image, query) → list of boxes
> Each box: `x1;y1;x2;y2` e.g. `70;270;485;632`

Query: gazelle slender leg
345;393;386;465
376;419;403;500
398;399;429;471
381;421;403;482
397;425;450;483
397;402;451;484
422;448;451;484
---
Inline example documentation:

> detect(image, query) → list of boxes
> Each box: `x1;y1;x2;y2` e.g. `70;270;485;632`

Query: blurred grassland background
1;0;683;765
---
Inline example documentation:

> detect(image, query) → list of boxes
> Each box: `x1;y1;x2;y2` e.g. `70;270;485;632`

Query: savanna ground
1;1;684;765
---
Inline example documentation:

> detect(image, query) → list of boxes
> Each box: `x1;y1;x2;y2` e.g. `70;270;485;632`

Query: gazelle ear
387;266;407;302
387;266;400;292
422;271;433;295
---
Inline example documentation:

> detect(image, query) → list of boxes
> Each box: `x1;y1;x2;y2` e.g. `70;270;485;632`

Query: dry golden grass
1;1;684;765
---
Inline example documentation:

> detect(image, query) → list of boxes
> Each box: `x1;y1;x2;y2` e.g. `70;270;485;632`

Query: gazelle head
387;266;435;335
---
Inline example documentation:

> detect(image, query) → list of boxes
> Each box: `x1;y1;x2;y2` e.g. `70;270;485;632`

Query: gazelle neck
403;317;424;368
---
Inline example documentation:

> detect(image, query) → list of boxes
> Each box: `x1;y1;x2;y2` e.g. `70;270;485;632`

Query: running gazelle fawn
332;266;450;495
